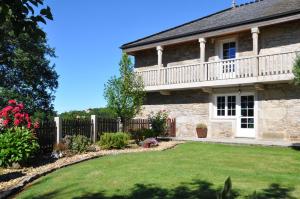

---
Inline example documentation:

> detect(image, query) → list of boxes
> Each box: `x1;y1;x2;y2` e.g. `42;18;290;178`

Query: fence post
117;117;123;132
91;115;98;143
54;117;62;144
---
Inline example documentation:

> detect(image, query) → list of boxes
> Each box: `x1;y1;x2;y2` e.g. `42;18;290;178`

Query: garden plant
0;100;40;167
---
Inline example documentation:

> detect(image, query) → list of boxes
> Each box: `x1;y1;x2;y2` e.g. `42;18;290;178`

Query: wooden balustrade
137;51;299;87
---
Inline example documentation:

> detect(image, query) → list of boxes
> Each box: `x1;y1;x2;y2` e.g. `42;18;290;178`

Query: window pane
227;96;236;116
217;96;226;116
223;42;236;59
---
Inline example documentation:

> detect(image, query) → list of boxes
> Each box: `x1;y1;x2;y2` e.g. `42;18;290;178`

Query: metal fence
35;121;57;153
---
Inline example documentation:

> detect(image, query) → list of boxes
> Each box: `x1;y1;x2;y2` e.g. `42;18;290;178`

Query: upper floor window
223;42;236;60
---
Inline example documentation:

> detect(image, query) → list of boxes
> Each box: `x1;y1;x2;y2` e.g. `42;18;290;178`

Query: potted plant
196;123;207;138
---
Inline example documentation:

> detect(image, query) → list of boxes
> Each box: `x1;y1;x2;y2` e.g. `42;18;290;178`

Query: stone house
121;0;300;142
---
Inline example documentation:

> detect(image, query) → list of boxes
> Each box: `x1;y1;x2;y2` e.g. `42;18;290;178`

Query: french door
236;95;256;138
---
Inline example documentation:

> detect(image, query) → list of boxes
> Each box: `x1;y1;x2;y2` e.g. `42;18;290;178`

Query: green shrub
148;110;168;136
99;132;130;150
63;135;91;153
0;127;39;167
130;128;156;144
293;56;300;85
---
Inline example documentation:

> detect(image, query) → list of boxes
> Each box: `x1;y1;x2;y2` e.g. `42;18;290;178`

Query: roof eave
120;9;300;51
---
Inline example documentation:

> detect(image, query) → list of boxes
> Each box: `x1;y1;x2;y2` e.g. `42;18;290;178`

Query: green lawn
17;142;300;199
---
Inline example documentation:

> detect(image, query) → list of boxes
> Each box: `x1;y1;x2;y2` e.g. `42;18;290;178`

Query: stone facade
137;84;300;141
137;90;209;138
257;84;300;141
133;20;300;142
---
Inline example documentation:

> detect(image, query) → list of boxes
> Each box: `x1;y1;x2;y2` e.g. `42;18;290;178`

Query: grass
17;142;300;199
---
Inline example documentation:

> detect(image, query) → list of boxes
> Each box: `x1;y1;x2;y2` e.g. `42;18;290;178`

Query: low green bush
0;127;39;167
130;128;156;144
148;111;169;136
99;132;130;150
62;135;91;153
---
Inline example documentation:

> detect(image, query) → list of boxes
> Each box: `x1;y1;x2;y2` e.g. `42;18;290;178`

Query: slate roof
121;0;300;49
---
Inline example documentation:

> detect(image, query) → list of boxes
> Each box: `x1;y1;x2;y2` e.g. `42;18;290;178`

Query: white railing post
91;115;98;143
54;117;62;144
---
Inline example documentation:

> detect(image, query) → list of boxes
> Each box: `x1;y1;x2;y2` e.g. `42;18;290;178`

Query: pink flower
18;103;24;110
3;119;9;126
3;106;13;112
14;113;22;119
12;106;20;114
8;100;16;105
34;121;40;129
14;119;21;126
27;122;32;129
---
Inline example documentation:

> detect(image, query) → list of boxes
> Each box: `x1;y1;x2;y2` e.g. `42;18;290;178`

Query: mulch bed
0;141;184;199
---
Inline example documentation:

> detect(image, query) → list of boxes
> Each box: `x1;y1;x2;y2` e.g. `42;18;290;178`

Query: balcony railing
137;51;299;88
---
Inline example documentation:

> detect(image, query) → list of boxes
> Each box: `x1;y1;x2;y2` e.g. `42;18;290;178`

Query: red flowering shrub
0;100;39;131
0;100;40;167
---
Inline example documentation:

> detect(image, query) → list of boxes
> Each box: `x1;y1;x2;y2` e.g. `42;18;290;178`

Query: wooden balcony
137;51;299;91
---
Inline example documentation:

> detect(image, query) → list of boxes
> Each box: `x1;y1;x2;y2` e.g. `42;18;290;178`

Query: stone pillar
251;27;260;55
91;115;98;143
199;38;207;80
54;117;62;144
251;27;260;76
198;38;206;63
156;46;164;67
117;117;123;132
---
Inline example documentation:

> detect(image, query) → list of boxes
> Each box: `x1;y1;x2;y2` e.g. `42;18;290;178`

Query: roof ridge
121;7;233;48
121;0;268;49
236;0;264;8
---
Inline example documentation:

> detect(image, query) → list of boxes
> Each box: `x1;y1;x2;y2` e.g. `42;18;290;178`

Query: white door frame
236;92;256;138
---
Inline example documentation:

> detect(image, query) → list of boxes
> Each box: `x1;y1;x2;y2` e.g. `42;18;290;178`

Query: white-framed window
215;94;237;118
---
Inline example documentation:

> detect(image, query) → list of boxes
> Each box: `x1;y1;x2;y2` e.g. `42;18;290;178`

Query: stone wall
258;84;300;141
137;90;209;138
260;20;300;55
134;48;157;68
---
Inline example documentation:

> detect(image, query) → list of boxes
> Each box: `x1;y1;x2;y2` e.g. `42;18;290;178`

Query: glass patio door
236;95;255;138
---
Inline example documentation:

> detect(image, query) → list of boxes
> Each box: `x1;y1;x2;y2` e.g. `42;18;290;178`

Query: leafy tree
293;56;300;85
0;0;58;116
104;54;145;122
59;108;117;120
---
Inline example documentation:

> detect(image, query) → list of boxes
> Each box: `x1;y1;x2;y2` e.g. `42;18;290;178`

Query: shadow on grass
19;180;296;199
248;183;296;199
21;179;238;199
290;144;300;151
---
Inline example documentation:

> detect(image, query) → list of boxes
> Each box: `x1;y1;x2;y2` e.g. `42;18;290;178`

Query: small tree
104;54;145;123
293;56;300;85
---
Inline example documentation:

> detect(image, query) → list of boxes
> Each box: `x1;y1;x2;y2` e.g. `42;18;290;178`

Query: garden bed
0;141;184;198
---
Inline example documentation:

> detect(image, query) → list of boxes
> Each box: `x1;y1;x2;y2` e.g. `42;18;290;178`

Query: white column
198;38;206;63
251;27;260;55
91;115;98;143
251;27;260;76
54;117;62;144
156;46;164;67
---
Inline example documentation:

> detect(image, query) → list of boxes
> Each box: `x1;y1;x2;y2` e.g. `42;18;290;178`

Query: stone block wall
137;90;209;138
257;84;300;141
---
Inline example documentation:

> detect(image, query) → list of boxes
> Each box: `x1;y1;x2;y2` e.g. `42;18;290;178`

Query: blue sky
44;0;250;113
